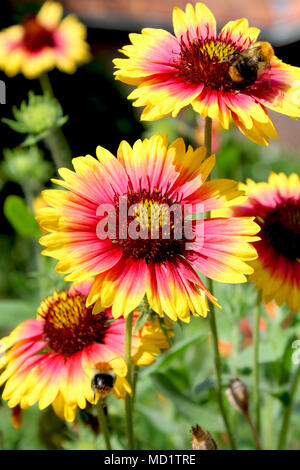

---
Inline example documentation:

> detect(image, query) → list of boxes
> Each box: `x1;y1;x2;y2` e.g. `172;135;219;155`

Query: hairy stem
97;401;112;450
125;312;135;450
244;412;262;450
39;72;72;170
45;129;72;170
253;291;262;434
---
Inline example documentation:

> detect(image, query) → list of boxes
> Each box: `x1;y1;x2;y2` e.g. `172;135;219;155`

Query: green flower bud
1;146;53;190
2;91;68;145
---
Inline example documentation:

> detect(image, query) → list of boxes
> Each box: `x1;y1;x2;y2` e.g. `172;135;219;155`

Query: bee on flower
0;281;171;422
114;2;300;145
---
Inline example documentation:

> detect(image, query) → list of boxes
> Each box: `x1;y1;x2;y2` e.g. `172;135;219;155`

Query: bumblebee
228;41;274;85
91;369;116;400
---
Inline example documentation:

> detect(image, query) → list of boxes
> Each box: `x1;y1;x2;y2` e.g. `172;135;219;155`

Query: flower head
0;1;91;78
37;133;259;322
0;281;170;422
228;173;300;313
114;2;300;145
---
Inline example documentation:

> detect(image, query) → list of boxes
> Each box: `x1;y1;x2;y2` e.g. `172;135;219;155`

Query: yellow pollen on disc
37;291;87;328
199;41;236;62
134;200;171;233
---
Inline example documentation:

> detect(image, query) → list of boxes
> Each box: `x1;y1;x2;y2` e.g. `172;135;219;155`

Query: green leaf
136;405;181;435
149;333;206;373
195;378;215;394
133;310;149;333
152;373;223;431
1;118;27;134
230;343;278;369
4;195;40;237
270;390;290;406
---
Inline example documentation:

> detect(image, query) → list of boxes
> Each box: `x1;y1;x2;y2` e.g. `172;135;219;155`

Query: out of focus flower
2;92;68;146
0;281;171;422
191;424;217;450
263;301;277;319
37;134;260;322
240;316;267;348
1;146;52;191
218;339;232;358
0;1;91;78
114;2;300;145
230;173;300;313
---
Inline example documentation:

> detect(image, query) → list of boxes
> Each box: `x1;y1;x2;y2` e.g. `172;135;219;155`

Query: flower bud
226;377;249;415
191;424;218;450
1;146;52;190
2;91;68;146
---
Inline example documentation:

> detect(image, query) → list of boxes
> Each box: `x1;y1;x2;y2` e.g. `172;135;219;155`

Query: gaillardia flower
114;2;300;145
0;1;90;78
0;281;171;422
37;133;259;322
228;173;300;313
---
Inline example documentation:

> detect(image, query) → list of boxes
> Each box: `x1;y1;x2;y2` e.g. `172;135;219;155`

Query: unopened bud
191;424;218;450
226;377;249;415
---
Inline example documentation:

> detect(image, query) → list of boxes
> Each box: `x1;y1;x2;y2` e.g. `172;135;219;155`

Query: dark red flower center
174;33;252;91
40;292;109;357
23;14;56;52
113;185;191;264
261;200;300;260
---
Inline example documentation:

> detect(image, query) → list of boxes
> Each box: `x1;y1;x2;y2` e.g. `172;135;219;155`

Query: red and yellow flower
37;133;260;322
0;1;90;78
114;2;300;145
228;173;300;313
0;281;171;422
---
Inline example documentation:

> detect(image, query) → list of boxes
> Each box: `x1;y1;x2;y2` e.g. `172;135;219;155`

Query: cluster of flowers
0;1;299;428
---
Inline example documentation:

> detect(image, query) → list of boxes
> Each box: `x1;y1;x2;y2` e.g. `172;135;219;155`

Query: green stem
208;288;237;450
22;184;46;300
277;363;300;450
132;365;140;409
124;312;135;450
205;116;236;450
39;72;54;98
204;116;212;156
253;291;262;434
265;394;274;449
39;72;72;170
97;401;112;450
45;129;72;170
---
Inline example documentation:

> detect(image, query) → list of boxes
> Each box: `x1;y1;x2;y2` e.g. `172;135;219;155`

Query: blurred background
0;0;300;450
